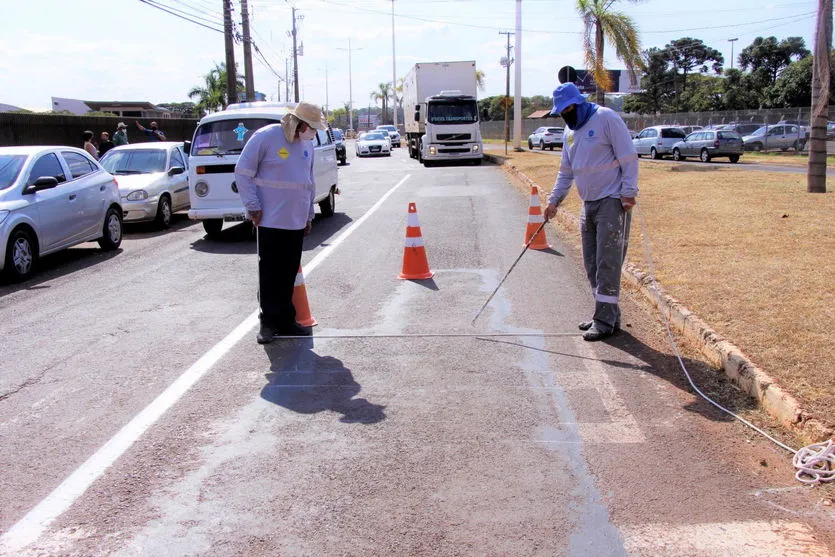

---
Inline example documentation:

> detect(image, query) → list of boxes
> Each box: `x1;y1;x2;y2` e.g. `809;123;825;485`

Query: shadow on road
261;338;386;424
188;212;354;255
0;247;123;298
123;213;198;239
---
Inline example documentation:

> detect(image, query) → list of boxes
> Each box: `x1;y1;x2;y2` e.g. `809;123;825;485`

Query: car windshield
191;118;280;155
100;149;166;174
0;154;27;190
427;100;478;124
362;132;385;141
661;128;686;139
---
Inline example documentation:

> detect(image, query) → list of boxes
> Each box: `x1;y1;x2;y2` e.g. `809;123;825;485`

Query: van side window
316;129;331;146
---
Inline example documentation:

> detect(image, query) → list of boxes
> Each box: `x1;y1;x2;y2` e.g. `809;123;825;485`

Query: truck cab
415;91;483;166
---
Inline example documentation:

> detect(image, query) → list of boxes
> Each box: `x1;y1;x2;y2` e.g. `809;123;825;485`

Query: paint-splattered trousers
580;197;631;334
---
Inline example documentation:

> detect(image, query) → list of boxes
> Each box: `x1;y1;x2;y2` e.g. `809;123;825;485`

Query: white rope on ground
633;205;833;484
272;332;580;339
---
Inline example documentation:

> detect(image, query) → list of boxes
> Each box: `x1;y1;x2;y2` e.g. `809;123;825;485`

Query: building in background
50;97;172;118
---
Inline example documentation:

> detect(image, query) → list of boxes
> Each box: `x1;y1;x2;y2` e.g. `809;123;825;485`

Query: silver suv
527;126;564;150
633;126;687;159
672;130;743;163
742;125;805;152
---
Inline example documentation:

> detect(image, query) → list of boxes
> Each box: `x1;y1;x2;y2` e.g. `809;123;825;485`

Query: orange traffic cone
292;266;317;327
523;186;551;250
398;202;434;280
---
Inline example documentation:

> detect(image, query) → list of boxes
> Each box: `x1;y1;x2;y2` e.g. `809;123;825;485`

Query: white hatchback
0;146;122;281
187;102;339;239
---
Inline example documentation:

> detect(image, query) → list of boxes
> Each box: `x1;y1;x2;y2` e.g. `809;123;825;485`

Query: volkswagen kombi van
187;102;339;238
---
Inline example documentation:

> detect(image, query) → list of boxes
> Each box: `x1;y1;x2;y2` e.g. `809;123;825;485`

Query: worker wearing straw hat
234;101;328;343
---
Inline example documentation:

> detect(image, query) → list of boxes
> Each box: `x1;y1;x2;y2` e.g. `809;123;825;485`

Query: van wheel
154;195;172;229
4;227;37;282
319;187;336;217
203;219;223;239
98;207;123;251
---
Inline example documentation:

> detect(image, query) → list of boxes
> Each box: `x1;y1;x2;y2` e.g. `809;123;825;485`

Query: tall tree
808;0;832;194
188;63;245;114
576;0;645;105
663;37;724;97
738;36;810;85
370;82;391;125
475;69;486;92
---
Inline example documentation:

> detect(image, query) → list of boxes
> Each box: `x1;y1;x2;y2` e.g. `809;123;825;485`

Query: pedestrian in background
544;83;638;342
98;131;115;157
113;122;129;146
233;101;326;344
135;120;166;141
82;130;99;160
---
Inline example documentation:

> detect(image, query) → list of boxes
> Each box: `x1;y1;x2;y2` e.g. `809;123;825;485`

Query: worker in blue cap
544;82;638;341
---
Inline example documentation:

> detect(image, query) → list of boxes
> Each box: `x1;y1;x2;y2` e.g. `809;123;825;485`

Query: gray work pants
580;197;631;333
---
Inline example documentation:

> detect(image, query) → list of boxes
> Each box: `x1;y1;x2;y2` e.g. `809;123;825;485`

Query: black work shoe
579;320;621;332
257;325;276;344
582;325;616;342
276;322;312;337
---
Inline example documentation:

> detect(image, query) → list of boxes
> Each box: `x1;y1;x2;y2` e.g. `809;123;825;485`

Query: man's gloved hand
248;210;263;226
621;197;636;211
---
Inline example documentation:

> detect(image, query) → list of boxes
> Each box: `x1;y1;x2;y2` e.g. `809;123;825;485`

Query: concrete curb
485;153;833;443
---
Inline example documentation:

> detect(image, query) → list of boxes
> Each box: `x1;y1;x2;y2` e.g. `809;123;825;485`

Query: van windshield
192;118;280;155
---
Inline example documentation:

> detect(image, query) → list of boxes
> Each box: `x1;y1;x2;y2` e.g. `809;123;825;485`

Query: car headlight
429;146;436;155
472;145;480;152
126;190;148;201
0;210;8;225
194;181;209;197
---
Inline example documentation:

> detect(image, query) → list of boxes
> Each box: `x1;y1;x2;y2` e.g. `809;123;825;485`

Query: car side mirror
413;111;420;121
23;176;59;194
182;140;191;155
168;166;185;176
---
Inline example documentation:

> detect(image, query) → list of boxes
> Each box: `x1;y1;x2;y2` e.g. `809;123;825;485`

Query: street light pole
391;0;398;128
728;38;738;70
499;31;514;156
513;0;522;151
337;39;362;133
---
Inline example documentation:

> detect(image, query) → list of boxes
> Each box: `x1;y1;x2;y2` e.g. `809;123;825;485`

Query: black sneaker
276;322;312;337
257;324;276;344
579;320;620;332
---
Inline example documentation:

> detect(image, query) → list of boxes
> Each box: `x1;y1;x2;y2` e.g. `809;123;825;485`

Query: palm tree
576;0;644;105
475;69;486;92
188;63;245;115
370;82;391;124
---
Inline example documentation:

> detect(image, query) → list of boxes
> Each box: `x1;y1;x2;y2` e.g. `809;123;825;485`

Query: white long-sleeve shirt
234;124;316;230
548;107;638;206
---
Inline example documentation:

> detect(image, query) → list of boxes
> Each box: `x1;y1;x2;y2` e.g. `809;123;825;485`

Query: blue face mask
562;102;599;130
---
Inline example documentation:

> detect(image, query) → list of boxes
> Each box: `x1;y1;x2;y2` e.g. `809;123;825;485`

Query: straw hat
287;101;327;130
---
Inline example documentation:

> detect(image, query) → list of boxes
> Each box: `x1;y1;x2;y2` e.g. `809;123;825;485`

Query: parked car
355;131;391;157
777;120;811;141
717;123;765;138
331;127;347;165
677;125;703;135
827;121;835;139
527;126;564;150
633;126;687;159
0;146;123;281
99;142;189;229
187;101;339;239
376;129;393;148
742;125;805;152
376;125;401;147
672;130;743;163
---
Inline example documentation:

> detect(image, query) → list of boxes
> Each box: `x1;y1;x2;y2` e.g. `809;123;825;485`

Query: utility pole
240;0;255;101
513;0;522;151
337;39;362;133
324;61;329;118
728;38;738;70
391;0;398;128
499;31;514;155
223;0;237;106
291;6;301;102
285;57;290;101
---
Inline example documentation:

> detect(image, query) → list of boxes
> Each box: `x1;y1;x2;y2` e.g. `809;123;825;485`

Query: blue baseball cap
550;83;587;116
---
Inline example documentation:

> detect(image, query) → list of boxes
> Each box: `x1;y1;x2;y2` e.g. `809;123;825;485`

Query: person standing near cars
113;122;130;146
135;120;166;141
82;130;99;160
98;131;115;157
544;83;638;341
234;101;327;343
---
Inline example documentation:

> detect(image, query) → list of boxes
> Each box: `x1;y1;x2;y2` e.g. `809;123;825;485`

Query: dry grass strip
489;151;834;440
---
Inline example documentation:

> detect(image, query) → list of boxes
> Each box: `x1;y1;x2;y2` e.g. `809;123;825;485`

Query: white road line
0;174;412;554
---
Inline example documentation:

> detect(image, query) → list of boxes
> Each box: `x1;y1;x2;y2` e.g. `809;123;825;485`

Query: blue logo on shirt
303;150;310;159
588;129;595;137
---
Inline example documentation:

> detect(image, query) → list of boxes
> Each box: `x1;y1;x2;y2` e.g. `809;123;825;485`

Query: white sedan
355;131;391;157
99;142;190;228
0;146;123;282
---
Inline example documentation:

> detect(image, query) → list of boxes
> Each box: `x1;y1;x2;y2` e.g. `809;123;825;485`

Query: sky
0;0;824;113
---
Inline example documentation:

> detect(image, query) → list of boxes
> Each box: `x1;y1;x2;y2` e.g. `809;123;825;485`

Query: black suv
330;127;347;165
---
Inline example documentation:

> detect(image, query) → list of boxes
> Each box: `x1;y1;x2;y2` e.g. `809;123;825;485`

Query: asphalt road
1;145;833;556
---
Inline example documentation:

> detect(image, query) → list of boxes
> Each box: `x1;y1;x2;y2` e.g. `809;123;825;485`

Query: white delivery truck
186;101;339;239
401;61;484;166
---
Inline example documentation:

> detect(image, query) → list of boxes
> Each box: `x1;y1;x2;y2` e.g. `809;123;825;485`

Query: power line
137;0;223;32
166;0;223;21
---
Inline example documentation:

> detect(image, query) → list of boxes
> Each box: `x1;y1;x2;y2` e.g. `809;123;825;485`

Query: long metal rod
471;218;548;326
271;332;578;339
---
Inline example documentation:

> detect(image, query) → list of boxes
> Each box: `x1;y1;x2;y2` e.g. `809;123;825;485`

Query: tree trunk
595;21;606;106
808;0;832;193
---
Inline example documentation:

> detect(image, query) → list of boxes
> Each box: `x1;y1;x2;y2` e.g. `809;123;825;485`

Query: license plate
223;214;246;222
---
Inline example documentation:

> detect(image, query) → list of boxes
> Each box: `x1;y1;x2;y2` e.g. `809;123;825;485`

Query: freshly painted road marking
0;174;412;554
